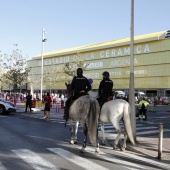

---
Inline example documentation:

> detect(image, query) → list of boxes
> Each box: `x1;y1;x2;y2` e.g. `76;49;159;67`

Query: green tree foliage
63;52;89;80
0;47;30;91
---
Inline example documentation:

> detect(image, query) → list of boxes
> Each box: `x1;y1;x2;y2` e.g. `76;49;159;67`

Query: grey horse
65;84;100;153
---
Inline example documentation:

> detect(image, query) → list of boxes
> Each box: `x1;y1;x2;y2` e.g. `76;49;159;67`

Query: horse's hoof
80;147;85;153
113;146;118;150
70;140;74;145
95;148;100;153
120;147;126;151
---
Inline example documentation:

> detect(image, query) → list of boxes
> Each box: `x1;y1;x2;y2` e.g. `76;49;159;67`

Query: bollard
158;123;163;159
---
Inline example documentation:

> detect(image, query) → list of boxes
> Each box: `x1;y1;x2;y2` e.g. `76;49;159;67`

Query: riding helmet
77;68;83;76
102;71;110;78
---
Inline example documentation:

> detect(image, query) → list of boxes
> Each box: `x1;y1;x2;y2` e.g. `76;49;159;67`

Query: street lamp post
40;28;47;101
129;0;136;141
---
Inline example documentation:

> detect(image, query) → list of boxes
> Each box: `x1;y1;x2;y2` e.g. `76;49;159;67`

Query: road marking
116;149;170;169
137;129;170;135
103;124;144;130
0;162;7;170
12;149;60;170
48;148;109;170
60;145;147;170
99;126;158;134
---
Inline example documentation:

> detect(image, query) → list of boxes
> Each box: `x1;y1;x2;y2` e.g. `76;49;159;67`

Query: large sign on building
27;31;170;90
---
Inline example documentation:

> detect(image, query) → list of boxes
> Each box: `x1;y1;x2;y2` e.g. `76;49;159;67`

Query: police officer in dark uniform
98;71;113;107
63;68;91;121
25;92;32;113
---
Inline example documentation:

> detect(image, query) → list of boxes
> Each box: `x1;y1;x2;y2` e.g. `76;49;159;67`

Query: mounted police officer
98;71;113;107
63;68;91;121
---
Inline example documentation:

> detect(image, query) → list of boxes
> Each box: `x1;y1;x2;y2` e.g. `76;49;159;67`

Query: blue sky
0;0;169;59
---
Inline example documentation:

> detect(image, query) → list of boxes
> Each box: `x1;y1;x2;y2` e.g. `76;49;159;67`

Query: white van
115;91;125;97
135;92;146;98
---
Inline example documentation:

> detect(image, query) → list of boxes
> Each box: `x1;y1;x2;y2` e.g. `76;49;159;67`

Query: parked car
115;90;125;98
158;96;170;105
0;98;16;114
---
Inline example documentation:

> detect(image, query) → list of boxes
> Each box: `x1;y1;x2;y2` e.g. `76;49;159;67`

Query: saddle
97;95;113;108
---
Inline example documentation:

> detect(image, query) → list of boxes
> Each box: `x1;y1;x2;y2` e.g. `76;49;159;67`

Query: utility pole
40;28;47;101
129;0;136;141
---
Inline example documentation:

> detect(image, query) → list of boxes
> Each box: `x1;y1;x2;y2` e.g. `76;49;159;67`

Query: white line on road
137;129;170;135
59;145;147;170
48;148;109;170
115;149;170;169
101;124;145;130
100;126;158;134
0;162;7;170
12;149;60;170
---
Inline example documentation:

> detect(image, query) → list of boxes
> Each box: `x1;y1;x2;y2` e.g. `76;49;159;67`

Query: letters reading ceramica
100;44;150;58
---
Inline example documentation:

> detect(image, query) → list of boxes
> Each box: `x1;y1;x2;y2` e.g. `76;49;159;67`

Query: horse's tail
123;103;135;146
88;99;98;144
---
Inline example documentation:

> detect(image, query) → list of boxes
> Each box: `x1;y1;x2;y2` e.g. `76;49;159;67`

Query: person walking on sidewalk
138;97;149;120
44;92;52;119
25;92;32;113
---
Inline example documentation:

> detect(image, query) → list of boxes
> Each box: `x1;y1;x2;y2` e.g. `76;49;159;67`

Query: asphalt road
0;110;169;170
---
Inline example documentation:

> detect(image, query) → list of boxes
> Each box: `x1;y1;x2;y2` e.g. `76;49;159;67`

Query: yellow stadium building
27;30;170;97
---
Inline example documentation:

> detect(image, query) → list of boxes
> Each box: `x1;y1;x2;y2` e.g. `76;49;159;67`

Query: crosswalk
20;113;170;137
1;113;170;170
0;146;169;170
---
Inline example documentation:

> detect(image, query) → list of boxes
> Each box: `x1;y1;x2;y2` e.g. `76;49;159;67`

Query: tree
63;52;89;83
0;46;30;92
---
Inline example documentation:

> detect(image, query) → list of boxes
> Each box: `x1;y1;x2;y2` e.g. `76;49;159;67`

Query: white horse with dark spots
100;99;135;150
68;95;100;153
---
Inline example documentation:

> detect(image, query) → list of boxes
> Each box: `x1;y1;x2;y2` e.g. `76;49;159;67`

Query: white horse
68;95;100;153
100;99;135;150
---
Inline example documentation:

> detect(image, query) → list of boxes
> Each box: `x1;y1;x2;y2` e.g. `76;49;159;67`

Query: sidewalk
15;103;60;113
126;136;170;162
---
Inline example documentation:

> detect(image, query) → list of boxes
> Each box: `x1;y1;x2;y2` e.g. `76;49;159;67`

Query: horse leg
101;122;106;145
121;128;127;151
95;122;100;153
69;119;74;144
80;121;88;153
112;121;122;150
74;121;79;144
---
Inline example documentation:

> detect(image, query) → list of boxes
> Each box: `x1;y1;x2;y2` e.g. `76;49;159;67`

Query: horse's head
65;82;72;96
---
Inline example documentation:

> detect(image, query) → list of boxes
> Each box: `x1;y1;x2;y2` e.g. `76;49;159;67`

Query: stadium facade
27;30;170;97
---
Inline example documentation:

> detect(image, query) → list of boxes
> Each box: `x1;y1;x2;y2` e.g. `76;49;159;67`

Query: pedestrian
97;71;113;107
25;92;32;113
44;92;52;119
138;97;149;120
63;68;91;121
